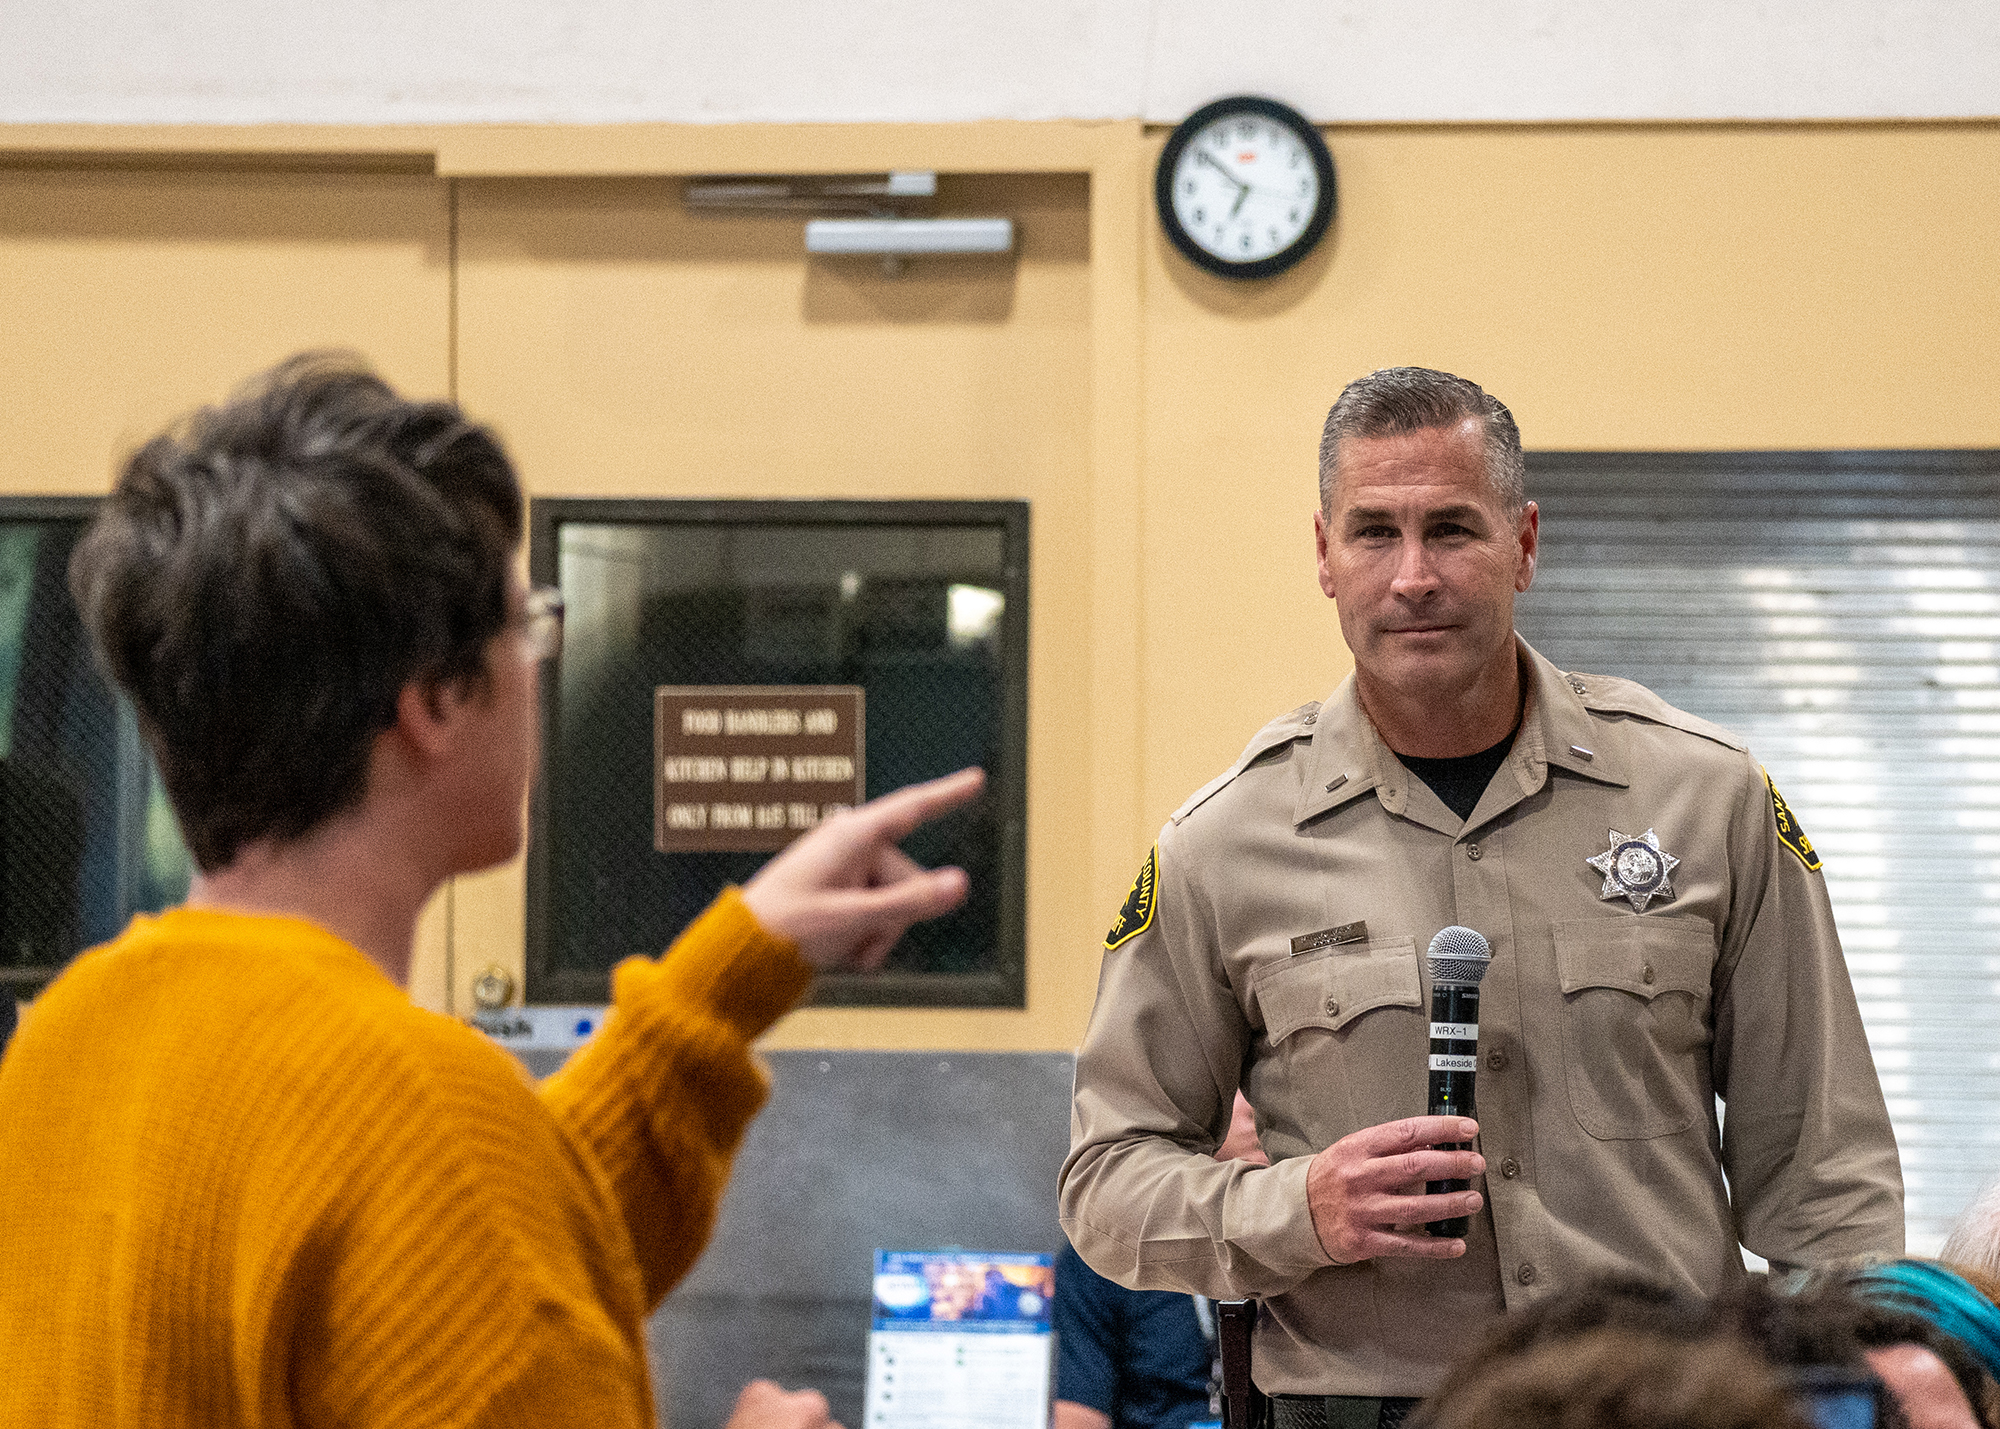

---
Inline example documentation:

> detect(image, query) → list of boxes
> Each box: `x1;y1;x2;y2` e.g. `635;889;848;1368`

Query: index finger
848;767;987;839
1351;1116;1479;1157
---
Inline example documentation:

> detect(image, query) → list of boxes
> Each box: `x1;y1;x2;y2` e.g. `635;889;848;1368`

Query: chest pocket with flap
1552;916;1717;1141
1250;936;1425;1144
1255;937;1421;1042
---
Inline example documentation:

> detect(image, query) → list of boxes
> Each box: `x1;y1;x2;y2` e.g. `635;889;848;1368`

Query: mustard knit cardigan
0;886;812;1427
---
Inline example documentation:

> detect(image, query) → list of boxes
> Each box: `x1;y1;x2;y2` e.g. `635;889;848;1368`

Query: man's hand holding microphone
1306;926;1493;1265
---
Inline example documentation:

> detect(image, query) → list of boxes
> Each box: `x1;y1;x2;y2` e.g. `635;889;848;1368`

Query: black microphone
1425;925;1492;1238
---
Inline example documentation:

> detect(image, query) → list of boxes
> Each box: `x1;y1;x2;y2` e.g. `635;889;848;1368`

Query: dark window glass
528;501;1029;1008
0;502;193;998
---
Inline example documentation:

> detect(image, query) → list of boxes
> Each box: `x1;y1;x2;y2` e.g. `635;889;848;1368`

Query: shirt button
1325;997;1340;1017
1466;843;1482;861
1501;1157;1521;1179
1642;965;1656;985
1517;1263;1538;1286
1485;1049;1507;1071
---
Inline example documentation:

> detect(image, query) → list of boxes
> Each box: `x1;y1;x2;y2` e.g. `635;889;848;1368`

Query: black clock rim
1155;94;1337;282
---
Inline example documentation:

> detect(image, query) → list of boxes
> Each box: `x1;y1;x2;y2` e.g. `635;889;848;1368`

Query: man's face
1314;418;1538;708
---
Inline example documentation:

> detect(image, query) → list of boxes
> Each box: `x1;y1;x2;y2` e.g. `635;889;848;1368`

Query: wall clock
1155;95;1337;281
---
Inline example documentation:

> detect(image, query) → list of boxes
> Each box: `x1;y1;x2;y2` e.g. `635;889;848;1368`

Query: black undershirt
1396;728;1519;822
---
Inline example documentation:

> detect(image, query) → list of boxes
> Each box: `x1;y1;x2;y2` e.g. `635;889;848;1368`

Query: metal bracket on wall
683;171;1013;276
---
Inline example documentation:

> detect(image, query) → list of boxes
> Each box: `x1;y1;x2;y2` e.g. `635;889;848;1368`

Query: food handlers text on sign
654;686;867;854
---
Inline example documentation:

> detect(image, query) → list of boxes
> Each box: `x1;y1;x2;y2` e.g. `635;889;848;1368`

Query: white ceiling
5;0;1997;126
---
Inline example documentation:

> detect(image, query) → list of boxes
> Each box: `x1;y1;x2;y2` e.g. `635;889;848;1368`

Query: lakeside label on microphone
1429;1053;1479;1072
1429;1022;1478;1041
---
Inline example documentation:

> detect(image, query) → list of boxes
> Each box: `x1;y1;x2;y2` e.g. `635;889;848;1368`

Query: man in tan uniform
1059;367;1903;1425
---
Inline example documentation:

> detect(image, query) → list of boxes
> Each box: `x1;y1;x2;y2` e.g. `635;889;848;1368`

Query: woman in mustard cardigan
0;354;981;1429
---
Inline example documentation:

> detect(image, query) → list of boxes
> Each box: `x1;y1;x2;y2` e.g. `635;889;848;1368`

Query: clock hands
1196;146;1302;214
1196;149;1257;220
1196;148;1247;191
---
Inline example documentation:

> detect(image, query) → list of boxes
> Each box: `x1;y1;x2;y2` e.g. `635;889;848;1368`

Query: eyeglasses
520;586;564;663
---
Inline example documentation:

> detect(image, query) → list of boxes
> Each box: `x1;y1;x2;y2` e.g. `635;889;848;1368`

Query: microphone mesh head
1427;925;1493;986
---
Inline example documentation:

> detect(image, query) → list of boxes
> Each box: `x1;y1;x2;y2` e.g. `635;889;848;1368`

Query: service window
0;499;192;998
528;500;1029;1008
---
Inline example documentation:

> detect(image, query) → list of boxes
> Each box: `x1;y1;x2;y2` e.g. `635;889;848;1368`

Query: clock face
1155;96;1336;281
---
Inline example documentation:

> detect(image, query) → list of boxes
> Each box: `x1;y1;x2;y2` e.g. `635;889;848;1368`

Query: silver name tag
1291;920;1369;956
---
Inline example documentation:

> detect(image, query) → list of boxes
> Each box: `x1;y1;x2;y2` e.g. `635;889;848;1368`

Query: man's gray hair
1941;1173;2000;1283
1317;367;1526;514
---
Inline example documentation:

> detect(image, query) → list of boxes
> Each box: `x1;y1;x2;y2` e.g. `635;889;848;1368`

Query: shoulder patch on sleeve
1764;769;1822;872
1104;845;1158;951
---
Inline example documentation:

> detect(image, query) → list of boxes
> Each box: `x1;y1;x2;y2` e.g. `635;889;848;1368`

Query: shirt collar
1293;636;1627;829
1514;638;1629;793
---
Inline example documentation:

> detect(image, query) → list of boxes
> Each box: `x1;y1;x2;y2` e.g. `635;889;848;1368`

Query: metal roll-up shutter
1515;451;2000;1256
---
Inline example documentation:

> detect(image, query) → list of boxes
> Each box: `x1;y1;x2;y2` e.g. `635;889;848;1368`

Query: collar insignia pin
1587;828;1680;912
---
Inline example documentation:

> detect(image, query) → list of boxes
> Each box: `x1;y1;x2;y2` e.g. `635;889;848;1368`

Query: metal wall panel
1516;451;2000;1255
650;1050;1074;1429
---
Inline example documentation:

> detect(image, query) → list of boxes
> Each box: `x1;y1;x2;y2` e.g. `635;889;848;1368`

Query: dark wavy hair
70;353;523;872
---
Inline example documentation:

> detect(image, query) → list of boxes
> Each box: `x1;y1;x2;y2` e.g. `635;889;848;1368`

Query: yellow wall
0;165;450;493
3;120;1995;1049
1136;120;2000;822
450;170;1099;1046
0;161;460;1004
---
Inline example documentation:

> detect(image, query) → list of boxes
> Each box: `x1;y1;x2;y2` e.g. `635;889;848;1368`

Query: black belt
1268;1394;1420;1429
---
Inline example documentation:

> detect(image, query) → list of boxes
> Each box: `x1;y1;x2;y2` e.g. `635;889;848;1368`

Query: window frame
0;495;178;1000
524;497;1031;1009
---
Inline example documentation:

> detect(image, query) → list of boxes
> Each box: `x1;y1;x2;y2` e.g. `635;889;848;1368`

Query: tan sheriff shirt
1060;639;1902;1397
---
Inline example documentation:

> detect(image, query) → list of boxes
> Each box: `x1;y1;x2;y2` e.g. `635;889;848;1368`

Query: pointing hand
742;768;984;970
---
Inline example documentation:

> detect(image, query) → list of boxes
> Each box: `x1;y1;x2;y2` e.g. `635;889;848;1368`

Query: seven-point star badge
1587;828;1680;912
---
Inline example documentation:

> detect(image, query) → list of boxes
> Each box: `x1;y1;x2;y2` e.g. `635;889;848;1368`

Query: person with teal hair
1809;1258;2000;1428
1842;1260;2000;1386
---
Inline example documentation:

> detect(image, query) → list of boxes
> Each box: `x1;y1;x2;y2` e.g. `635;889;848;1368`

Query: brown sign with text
654;686;866;853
